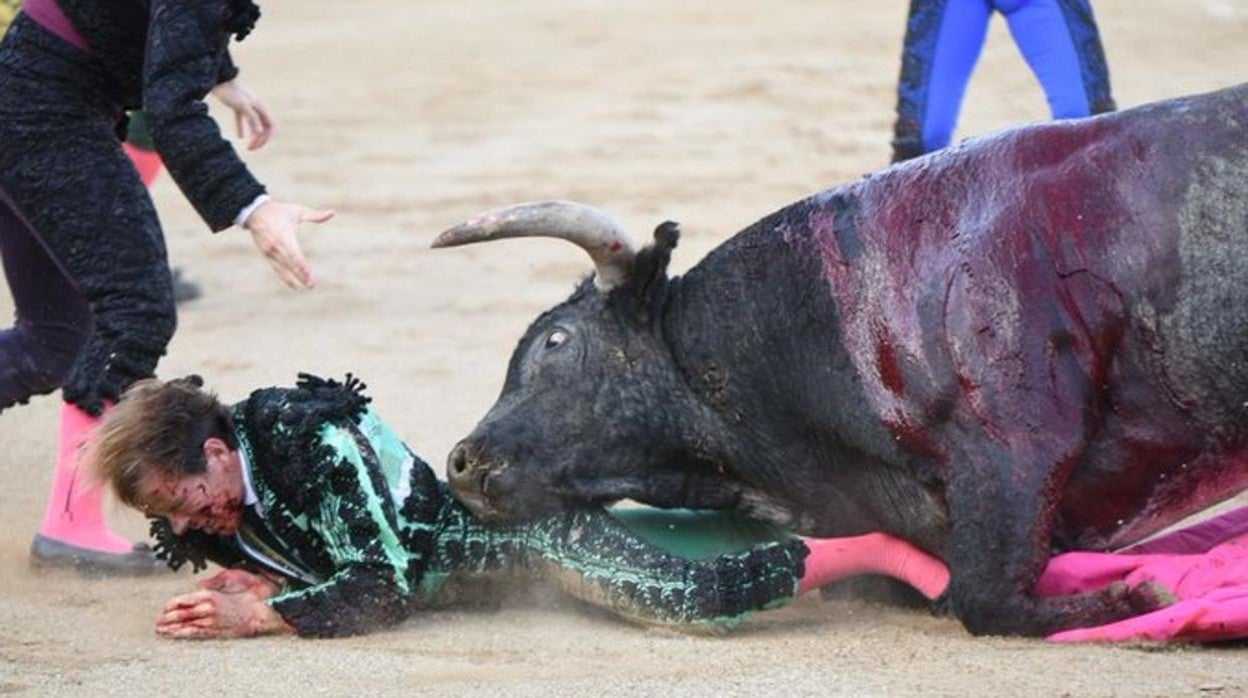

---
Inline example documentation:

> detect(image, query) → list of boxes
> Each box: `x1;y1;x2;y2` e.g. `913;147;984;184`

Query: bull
433;83;1248;636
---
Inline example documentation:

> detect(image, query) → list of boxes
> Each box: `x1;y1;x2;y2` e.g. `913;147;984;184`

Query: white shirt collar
237;447;259;508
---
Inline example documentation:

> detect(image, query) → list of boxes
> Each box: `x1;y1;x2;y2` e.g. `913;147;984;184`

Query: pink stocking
37;401;133;553
122;143;164;188
798;532;949;600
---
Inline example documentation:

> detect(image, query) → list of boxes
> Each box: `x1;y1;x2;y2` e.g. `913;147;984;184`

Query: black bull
434;83;1248;636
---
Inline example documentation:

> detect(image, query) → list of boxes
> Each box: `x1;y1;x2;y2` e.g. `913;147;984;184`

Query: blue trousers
891;0;1115;162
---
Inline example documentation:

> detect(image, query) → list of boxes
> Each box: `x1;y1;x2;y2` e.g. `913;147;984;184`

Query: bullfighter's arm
264;424;416;638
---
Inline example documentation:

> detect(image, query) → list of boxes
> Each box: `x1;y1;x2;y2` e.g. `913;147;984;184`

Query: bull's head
434;202;735;523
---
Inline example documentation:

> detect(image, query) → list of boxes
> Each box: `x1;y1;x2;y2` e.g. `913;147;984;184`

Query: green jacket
152;375;809;637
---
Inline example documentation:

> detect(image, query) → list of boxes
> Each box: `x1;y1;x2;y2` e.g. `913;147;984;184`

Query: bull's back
670;84;1248;548
808;83;1248;547
1061;84;1248;547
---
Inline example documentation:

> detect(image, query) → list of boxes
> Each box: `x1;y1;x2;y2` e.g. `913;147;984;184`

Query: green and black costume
152;375;811;638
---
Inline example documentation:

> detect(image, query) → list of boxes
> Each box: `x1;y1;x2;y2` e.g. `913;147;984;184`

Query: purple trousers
0;192;90;411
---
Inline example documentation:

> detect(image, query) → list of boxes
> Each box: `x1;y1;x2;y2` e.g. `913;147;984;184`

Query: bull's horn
432;201;637;290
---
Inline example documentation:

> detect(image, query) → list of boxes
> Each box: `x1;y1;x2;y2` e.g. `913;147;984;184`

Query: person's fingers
235;109;245;140
163;590;211;610
245;108;264;150
156;617;215;635
266;252;304;290
160;624;217;640
161;598;220;622
270;238;310;289
164;614;217;628
250;207;327;289
284;244;314;289
278;220;316;287
252;100;275;150
301;208;337;225
252;226;306;289
158;601;215;625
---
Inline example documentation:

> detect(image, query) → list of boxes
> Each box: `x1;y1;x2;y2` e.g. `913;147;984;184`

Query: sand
2;0;1248;694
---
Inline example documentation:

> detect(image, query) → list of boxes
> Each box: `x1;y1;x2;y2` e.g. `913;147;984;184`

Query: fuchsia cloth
811;507;1248;642
1039;506;1248;643
22;0;92;53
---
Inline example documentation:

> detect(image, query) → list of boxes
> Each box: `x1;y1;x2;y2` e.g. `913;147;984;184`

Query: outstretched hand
244;200;336;289
156;588;293;640
196;568;283;598
211;78;274;151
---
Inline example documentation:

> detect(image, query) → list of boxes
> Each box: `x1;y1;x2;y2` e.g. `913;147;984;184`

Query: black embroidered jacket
53;0;265;230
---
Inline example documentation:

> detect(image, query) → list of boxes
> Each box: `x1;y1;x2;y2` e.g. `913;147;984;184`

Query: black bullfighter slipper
29;534;169;577
171;267;202;304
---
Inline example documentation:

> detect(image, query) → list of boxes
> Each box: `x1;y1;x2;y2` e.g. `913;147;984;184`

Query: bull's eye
544;328;569;350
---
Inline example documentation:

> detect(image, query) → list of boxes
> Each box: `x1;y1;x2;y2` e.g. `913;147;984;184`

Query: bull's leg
944;455;1168;637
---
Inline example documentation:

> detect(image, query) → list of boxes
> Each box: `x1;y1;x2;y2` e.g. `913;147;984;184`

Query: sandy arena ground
2;0;1248;694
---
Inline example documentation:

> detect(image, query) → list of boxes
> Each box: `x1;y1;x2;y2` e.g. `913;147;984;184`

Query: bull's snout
446;440;500;517
446;440;479;491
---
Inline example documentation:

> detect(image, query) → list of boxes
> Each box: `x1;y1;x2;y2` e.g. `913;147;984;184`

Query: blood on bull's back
804;82;1248;551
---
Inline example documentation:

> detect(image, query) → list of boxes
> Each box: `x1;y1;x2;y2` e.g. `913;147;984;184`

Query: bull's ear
610;221;679;326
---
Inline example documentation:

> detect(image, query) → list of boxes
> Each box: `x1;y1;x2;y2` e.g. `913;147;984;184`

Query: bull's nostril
449;444;470;476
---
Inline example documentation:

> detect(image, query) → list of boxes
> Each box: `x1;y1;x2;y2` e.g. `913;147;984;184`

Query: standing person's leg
121;112;164;188
891;0;995;162
999;0;1115;119
0;188;160;572
122;111;201;303
1;128;176;573
0;8;172;572
0;195;90;411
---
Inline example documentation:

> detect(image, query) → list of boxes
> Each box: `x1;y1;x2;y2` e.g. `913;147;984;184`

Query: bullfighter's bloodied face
137;437;246;536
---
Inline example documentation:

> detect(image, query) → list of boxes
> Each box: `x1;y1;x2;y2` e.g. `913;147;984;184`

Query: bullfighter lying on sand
91;373;952;638
93;373;1248;641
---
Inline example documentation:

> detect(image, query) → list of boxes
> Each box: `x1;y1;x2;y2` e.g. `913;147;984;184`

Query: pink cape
1041;506;1248;642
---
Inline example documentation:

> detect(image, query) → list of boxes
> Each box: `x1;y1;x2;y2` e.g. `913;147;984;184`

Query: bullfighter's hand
244;200;336;289
156;589;294;640
196;568;283;599
211;78;274;151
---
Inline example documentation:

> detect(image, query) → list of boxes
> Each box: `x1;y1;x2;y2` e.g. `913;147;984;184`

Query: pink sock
798;532;950;600
122;143;164;188
38;401;133;554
